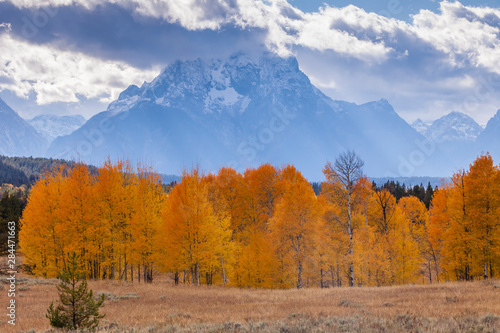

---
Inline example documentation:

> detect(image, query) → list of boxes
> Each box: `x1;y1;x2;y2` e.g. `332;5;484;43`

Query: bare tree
323;151;364;287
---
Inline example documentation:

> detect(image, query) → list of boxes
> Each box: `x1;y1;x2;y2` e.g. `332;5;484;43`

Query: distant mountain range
28;114;86;143
1;53;499;180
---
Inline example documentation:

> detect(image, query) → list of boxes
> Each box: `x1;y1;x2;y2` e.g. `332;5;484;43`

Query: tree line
19;153;500;288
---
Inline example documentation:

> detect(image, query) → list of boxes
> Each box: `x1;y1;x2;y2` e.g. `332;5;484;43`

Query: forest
18;152;500;289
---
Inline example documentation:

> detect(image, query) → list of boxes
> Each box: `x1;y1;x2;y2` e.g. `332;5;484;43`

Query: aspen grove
19;154;500;288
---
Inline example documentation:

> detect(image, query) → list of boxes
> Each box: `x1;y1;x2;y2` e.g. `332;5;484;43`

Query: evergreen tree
423;182;434;209
46;252;105;330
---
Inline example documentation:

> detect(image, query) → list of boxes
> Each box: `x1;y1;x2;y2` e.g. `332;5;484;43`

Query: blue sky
292;0;499;20
0;0;499;126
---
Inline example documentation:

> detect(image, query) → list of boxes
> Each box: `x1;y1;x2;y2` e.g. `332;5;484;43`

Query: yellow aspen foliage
57;163;98;276
203;174;235;285
94;159;133;280
428;154;500;282
353;224;389;286
243;163;279;232
464;154;499;279
211;167;248;240
235;226;279;288
389;212;421;285
269;165;321;288
20;166;67;278
398;196;433;282
160;168;232;286
368;189;397;234
130;166;166;282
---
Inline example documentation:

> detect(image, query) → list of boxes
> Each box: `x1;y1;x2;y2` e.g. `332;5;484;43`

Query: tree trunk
221;258;227;286
297;260;303;289
348;191;355;287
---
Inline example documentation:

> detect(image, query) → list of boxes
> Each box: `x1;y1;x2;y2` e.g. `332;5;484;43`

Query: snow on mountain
411;119;429;135
28;114;86;143
48;53;449;179
0;98;48;157
424;111;483;143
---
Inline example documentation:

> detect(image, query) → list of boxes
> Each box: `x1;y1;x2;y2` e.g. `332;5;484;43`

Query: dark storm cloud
0;1;267;69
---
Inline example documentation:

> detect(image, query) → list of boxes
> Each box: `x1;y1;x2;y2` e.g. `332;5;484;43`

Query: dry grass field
1;269;500;333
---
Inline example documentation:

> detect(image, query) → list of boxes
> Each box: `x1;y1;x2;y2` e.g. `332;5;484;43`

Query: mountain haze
28;114;86;143
48;54;449;180
0;98;47;158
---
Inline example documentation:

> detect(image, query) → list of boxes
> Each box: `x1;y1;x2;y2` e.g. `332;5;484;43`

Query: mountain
424;111;483;143
28;114;86;143
412;119;429;135
48;53;448;180
476;109;500;159
0;98;48;158
412;111;484;167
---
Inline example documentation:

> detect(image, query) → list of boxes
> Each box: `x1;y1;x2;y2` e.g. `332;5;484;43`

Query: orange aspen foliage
428;155;500;281
269;165;321;288
235;226;279;288
368;189;397;234
243;163;279;232
57;163;98;276
160;168;232;286
353;224;389;286
130;166;166;283
94;159;133;280
398;196;433;282
20;166;67;278
465;154;499;279
388;209;421;285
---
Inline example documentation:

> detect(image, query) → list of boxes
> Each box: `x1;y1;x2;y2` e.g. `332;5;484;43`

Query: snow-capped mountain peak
411;119;429;135
423;111;483;143
28;114;86;143
48;53;442;178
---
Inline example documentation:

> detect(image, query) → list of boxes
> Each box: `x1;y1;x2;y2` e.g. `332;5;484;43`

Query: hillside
0;155;95;186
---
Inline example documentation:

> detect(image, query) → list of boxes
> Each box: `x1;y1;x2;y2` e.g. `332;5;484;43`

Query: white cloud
0;33;159;104
412;1;500;74
1;0;500;124
0;22;11;31
1;0;395;61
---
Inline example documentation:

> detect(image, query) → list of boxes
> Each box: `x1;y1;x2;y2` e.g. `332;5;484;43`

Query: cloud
0;33;159;104
0;0;499;125
412;1;500;74
0;22;11;31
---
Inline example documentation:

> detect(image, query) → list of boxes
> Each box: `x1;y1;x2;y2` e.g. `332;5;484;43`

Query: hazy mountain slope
28;114;86;143
0;98;47;157
48;54;450;179
476;109;500;160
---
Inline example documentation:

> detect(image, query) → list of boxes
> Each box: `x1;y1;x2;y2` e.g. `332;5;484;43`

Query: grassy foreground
1;271;500;332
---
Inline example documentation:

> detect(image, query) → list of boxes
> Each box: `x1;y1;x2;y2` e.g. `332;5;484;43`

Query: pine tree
46;252;105;330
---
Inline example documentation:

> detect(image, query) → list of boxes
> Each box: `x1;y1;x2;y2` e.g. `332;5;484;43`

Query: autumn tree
270;165;321;288
234;164;280;288
159;167;233;286
20;166;67;278
398;196;432;282
130;166;166;283
322;151;366;287
428;154;500;281
465;154;499;279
